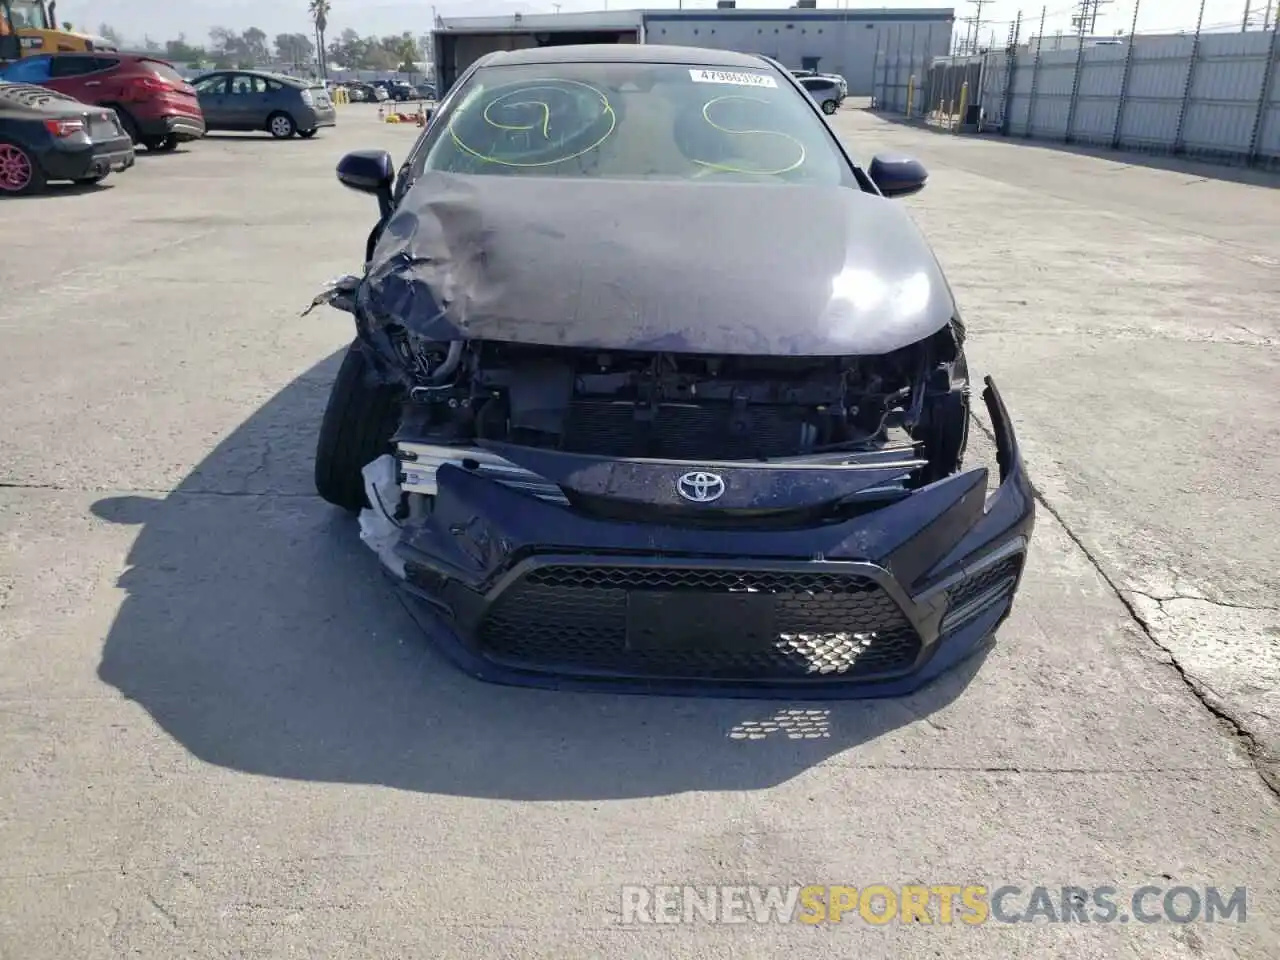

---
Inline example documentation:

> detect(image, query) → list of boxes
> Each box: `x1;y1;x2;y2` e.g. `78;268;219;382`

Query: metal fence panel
871;25;1280;169
1030;54;1081;138
1261;44;1280;158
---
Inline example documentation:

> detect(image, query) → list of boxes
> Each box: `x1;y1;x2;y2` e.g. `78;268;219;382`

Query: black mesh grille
561;400;807;460
948;555;1023;612
476;566;922;681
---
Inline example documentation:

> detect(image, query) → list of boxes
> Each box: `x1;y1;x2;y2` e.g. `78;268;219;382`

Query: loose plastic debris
358;454;406;578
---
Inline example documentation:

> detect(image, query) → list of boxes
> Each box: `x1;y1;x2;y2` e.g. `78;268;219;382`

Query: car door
45;54;111;104
225;73;268;130
192;73;229;127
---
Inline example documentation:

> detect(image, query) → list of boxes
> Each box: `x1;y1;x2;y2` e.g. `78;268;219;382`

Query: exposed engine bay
386;322;968;484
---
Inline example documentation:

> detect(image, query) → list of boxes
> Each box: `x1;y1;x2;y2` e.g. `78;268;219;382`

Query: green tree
275;32;315;68
97;23;124;47
309;0;331;79
394;32;419;73
164;35;207;64
242;27;269;64
327;28;362;69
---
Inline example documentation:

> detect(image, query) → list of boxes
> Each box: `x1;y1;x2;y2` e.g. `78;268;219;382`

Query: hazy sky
53;0;1271;47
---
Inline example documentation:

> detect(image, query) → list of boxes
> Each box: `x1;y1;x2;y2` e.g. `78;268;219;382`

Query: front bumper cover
393;377;1035;698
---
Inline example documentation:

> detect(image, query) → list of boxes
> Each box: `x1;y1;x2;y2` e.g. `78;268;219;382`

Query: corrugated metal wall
874;27;1280;169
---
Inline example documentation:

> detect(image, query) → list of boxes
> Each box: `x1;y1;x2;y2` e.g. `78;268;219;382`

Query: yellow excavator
0;1;117;62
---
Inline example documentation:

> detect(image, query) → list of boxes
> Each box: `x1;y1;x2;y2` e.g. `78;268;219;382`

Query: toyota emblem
677;471;726;503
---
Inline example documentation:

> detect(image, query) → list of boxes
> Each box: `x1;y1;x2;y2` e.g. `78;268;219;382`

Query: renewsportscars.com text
619;884;1247;926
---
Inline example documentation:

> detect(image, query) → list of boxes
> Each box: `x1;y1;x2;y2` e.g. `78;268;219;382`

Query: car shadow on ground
13;181;113;200
134;148;194;157
862;107;1280;189
200;133;308;142
91;351;984;801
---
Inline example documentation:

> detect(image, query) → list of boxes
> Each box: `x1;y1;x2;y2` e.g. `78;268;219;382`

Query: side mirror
868;154;928;198
337;149;395;218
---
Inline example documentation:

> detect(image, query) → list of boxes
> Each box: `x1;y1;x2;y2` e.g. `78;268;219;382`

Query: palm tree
308;0;330;79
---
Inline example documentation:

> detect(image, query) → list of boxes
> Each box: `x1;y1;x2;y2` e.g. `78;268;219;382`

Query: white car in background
791;68;848;99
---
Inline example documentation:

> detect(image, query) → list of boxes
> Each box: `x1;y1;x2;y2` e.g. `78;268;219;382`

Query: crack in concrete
969;413;1280;800
143;890;178;928
1128;589;1280;614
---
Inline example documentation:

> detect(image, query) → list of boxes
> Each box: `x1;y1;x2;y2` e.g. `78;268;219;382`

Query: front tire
314;341;404;512
298;128;318;139
268;112;297;139
822;99;838;115
142;135;178;152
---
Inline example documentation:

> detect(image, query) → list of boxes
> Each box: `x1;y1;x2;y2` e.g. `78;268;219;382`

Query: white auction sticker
688;68;778;88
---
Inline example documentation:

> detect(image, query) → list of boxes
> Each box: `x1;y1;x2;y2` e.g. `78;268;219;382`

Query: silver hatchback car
192;70;337;139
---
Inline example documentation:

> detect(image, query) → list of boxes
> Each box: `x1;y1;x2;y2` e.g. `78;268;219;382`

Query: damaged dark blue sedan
308;44;1035;698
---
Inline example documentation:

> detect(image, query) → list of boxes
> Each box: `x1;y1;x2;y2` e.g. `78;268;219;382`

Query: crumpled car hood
361;171;956;356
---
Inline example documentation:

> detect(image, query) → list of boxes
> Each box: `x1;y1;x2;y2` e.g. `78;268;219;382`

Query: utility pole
1242;0;1276;29
960;0;989;55
1072;0;1112;36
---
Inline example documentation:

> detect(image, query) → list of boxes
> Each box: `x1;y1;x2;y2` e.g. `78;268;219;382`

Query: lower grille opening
476;566;923;681
943;553;1023;630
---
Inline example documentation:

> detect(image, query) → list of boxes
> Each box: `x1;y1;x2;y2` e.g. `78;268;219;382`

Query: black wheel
74;172;109;185
298;128;318;139
0;139;46;196
822;99;838;115
112;107;141;144
142;135;178;152
314;341;404;512
267;112;297;139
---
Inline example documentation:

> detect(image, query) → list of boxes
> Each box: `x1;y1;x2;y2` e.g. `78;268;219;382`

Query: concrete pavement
0;105;1277;958
831;109;1280;790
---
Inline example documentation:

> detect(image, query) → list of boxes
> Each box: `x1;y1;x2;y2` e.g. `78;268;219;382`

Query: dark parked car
0;52;204;151
372;79;416;102
415;83;436;101
191;70;336;139
0;81;134;195
345;82;387;103
798;75;844;115
308;45;1034;697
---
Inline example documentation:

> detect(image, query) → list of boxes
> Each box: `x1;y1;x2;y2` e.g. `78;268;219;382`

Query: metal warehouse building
433;5;955;98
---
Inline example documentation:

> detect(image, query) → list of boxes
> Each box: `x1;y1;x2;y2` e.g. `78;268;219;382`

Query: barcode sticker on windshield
689;69;778;88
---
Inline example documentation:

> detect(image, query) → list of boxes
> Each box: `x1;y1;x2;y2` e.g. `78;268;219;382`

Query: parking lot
1;102;1278;957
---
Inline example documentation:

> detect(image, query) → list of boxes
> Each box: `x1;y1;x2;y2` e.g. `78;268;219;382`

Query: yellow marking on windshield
483;96;552;139
448;78;617;168
692;94;806;177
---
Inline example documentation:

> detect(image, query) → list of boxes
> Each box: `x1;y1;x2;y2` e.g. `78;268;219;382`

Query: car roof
480;43;771;70
196;69;309;87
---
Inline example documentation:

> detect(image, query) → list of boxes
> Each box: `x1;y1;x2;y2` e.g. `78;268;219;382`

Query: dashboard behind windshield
415;60;854;186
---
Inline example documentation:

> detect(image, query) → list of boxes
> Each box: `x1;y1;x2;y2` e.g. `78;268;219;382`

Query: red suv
0;53;205;151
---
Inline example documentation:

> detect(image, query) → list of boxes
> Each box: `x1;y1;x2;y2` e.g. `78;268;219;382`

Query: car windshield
417;60;851;185
5;1;50;29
